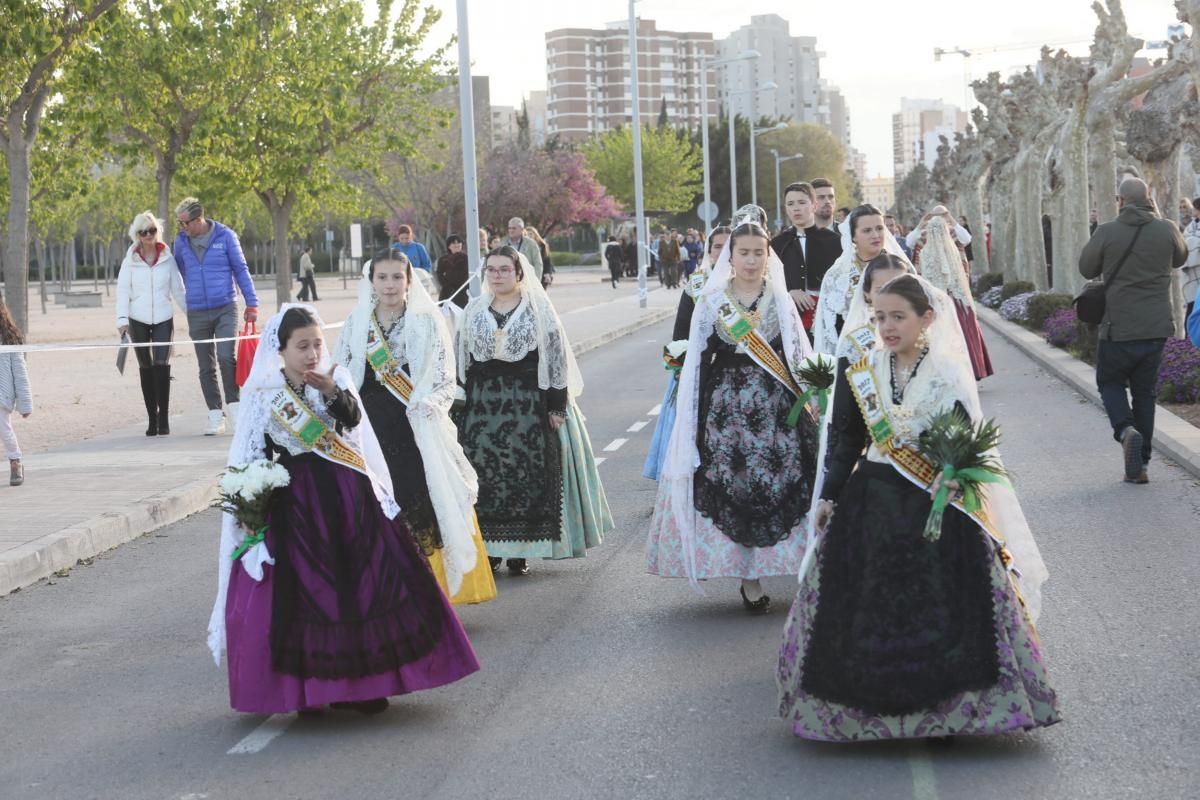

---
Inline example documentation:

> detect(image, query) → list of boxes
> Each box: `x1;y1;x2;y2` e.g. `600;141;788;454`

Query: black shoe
153;364;171;435
139;368;158;436
739;586;770;614
1121;427;1144;483
488;556;502;573
506;558;530;576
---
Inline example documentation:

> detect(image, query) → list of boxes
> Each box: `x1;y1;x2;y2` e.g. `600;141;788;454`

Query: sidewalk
977;307;1200;479
0;281;678;597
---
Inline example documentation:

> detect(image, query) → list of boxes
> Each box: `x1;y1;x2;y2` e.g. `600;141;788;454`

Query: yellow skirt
428;516;497;605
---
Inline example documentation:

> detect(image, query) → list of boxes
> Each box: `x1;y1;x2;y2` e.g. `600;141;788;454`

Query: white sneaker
226;402;240;433
204;409;227;436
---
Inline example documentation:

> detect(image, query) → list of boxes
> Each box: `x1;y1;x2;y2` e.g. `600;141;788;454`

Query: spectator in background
117;210;185;436
622;237;637;278
659;228;682;289
884;215;912;259
0;300;32;486
905;205;973;252
1090;208;1099;236
391;224;432;272
478;228;489;261
173;196;258;436
958;215;976;267
604;235;623;288
525;225;556;289
296;245;319;302
1079;177;1187;485
488;232;502;252
1181;198;1200;317
834;207;851;226
1181;198;1194;230
436;234;470;309
811;178;838;233
505;217;544;282
682;229;703;276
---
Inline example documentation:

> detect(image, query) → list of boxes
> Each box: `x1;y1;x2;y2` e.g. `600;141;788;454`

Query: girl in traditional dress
333;250;495;605
912;214;994;380
646;221;821;613
455;246;612;576
777;275;1059;741
642;225;731;481
811;205;897;356
208;305;479;715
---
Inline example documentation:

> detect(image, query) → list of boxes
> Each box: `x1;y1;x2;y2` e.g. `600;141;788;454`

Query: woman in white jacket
116;211;185;435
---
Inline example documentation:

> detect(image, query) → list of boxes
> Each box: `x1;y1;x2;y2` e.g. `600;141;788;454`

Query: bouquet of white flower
214;459;291;559
662;339;688;404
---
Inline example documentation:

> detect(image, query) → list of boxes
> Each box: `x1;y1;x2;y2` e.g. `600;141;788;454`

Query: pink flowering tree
479;144;621;235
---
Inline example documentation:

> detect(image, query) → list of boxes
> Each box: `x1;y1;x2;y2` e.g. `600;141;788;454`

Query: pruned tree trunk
1051;107;1090;294
2;113;35;332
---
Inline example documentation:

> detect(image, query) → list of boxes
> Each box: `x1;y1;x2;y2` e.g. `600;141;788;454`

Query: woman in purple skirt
207;304;479;715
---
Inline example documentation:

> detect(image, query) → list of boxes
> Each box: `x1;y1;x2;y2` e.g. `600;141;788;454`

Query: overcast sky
418;0;1181;178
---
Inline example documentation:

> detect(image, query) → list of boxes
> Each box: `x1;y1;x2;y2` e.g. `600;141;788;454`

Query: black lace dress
457;308;567;552
798;361;1000;715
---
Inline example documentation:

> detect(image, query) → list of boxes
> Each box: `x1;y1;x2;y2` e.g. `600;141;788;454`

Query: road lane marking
227;714;295;755
603;438;628;452
627;421;649;433
595;457;606;466
648;404;662;416
908;745;940;800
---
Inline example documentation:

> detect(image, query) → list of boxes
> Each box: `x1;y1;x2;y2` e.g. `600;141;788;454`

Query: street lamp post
771;150;804;230
629;0;648;308
456;0;482;298
699;50;759;235
750;119;786;208
726;81;776;214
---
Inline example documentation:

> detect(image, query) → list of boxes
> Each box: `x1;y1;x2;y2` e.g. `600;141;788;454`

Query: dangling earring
916;328;929;352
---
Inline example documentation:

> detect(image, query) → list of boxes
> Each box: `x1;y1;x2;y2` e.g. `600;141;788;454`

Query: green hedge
974;272;1004;294
549;251;585;266
1000;280;1036;300
1024;293;1075;330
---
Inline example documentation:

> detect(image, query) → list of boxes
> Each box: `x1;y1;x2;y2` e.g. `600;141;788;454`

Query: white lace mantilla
864;349;955;465
812;252;866;356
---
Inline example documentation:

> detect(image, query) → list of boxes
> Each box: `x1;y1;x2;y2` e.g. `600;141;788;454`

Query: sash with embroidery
843;325;875;360
686;269;708;299
715;293;802;398
843;356;1020;576
269;384;369;477
366;315;415;406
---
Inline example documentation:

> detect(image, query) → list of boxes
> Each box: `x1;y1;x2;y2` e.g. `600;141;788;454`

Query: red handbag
235;322;259;386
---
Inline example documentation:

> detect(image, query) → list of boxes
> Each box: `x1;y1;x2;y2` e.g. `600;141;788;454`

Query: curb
0;474;219;597
572;308;675;357
977;307;1200;480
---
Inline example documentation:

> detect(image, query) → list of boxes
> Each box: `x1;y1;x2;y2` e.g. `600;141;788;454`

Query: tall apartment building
544;19;716;142
861;175;896;212
892;98;968;180
491;90;549;150
717;14;851;150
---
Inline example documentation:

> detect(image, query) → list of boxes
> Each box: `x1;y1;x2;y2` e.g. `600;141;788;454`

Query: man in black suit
770;181;843;336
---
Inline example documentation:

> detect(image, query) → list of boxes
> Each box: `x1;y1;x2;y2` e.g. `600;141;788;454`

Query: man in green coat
1079;177;1187;484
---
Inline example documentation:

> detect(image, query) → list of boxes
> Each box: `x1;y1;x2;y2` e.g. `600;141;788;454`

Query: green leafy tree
0;0;119;333
197;0;450;305
64;0;251;220
584;125;701;215
746;121;855;227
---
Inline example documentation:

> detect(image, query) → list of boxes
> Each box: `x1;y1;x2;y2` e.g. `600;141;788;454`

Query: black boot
139;368;158;436
153;364;171;435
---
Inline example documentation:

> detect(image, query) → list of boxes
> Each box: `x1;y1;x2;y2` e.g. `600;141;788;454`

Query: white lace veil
207;303;400;665
796;276;1049;621
660;215;813;589
917;216;975;308
333;259;480;596
811;213;910;356
457;250;584;397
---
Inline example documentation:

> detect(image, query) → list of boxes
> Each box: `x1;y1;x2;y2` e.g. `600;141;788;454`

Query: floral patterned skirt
776;461;1060;741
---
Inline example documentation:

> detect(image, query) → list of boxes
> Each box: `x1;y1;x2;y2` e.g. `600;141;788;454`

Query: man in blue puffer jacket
173;197;259;435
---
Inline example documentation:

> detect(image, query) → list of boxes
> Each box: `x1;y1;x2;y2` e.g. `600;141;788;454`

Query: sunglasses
177;216;198;228
138;227;158;237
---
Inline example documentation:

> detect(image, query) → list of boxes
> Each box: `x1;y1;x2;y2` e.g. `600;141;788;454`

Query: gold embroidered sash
844;325;875;360
844;356;1010;554
716;294;802;398
366;315;414;406
270;384;368;475
687;269;707;299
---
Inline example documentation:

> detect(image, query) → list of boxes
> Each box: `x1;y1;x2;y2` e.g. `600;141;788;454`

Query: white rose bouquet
214;459;291;559
663;339;688;404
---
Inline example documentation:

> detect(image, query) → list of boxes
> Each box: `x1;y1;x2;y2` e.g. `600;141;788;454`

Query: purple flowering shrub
979;286;1004;309
1156;338;1200;404
999;292;1037;322
1043;308;1080;348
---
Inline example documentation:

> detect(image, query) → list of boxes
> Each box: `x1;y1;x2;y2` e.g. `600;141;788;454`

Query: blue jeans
1095;337;1165;464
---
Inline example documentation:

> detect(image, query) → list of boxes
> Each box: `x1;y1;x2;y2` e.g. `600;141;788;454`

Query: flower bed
1157;338;1200;404
999;292;1037;322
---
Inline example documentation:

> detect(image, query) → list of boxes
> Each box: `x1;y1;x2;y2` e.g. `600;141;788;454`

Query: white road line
648;404;662;416
227;714;295;755
908;745;940;800
594;457;606;466
627;420;649;433
603;438;628;452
